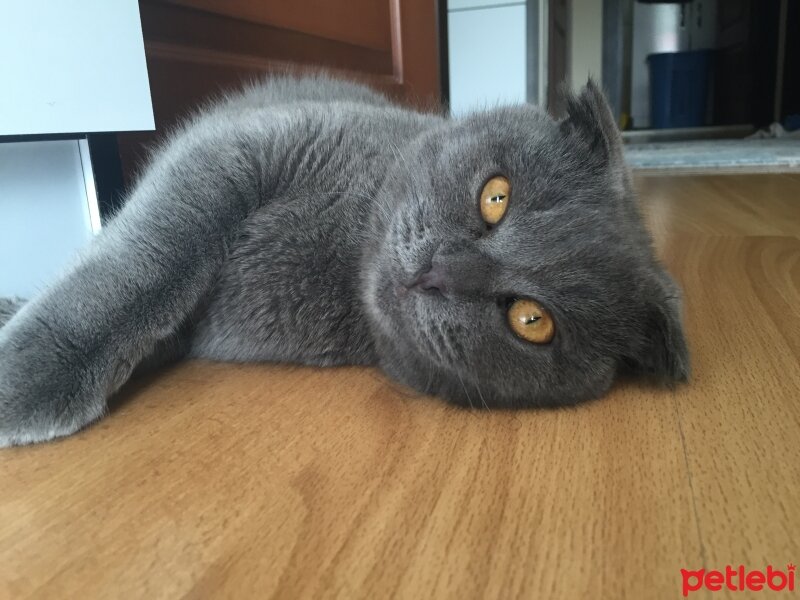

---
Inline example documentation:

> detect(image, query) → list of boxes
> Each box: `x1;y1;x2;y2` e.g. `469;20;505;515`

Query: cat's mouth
387;277;458;367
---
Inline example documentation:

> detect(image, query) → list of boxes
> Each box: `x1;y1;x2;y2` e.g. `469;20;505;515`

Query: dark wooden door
118;0;443;180
548;0;570;117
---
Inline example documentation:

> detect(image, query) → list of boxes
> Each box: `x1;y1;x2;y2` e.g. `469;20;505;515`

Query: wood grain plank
118;2;442;185
671;236;800;579
0;364;701;599
162;0;393;52
140;2;394;77
638;174;800;241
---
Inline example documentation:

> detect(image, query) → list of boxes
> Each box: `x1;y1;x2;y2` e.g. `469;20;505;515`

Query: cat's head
362;81;689;407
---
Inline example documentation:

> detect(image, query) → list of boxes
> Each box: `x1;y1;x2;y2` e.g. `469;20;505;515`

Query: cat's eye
507;298;555;344
479;176;510;225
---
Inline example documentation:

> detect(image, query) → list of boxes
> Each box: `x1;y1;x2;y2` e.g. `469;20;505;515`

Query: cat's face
363;82;689;407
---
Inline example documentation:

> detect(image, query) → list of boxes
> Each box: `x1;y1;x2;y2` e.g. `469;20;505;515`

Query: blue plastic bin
647;49;712;129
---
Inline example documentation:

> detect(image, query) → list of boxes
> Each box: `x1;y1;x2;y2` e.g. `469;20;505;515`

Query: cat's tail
0;297;25;329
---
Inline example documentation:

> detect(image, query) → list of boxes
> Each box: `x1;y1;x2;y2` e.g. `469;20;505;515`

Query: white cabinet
0;1;153;297
448;1;528;117
0;0;154;136
0;140;99;297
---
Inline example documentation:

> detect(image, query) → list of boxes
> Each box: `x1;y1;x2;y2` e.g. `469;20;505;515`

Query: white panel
0;141;95;298
78;139;102;234
448;5;527;117
449;0;524;10
0;0;154;135
570;0;603;91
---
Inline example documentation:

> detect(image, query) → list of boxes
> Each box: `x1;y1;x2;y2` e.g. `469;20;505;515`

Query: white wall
570;0;603;90
0;141;96;298
448;1;527;116
0;0;153;135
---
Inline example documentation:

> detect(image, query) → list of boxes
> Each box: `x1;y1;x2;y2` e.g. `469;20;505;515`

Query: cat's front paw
0;319;107;447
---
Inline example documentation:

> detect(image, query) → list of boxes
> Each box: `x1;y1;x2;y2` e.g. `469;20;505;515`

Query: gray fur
0;74;689;446
0;297;24;329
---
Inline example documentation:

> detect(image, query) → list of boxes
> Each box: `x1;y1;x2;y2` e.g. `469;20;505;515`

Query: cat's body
0;75;689;447
187;80;421;367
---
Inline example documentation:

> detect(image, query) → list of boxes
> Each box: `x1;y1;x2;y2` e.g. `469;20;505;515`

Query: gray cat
0;74;689;447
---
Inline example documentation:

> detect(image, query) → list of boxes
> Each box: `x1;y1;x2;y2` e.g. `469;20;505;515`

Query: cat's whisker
389;142;428;205
388;142;409;170
455;370;474;411
423;358;435;395
437;322;487;411
475;378;490;412
459;350;490;412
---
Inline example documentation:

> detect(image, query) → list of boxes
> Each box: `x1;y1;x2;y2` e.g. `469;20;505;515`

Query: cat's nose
407;266;448;296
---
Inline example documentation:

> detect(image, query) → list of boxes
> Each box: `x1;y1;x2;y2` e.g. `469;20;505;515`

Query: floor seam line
673;394;709;571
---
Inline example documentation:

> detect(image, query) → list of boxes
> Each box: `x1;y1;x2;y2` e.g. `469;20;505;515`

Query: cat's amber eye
479;176;510;225
507;298;555;344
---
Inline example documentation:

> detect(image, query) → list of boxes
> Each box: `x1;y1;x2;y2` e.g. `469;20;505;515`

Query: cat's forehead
406;108;620;226
428;111;600;186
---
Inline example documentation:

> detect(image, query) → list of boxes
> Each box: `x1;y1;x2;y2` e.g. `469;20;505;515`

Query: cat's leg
0;117;274;446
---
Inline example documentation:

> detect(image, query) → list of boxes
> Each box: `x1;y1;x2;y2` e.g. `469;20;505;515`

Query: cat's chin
376;351;505;409
372;316;619;410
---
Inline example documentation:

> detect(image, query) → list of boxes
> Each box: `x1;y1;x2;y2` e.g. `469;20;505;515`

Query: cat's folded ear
623;274;691;383
560;79;625;171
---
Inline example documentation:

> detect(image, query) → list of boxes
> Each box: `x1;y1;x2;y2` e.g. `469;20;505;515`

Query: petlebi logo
681;564;796;596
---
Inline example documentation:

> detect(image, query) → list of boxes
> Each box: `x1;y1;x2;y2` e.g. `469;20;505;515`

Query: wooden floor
2;174;799;599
